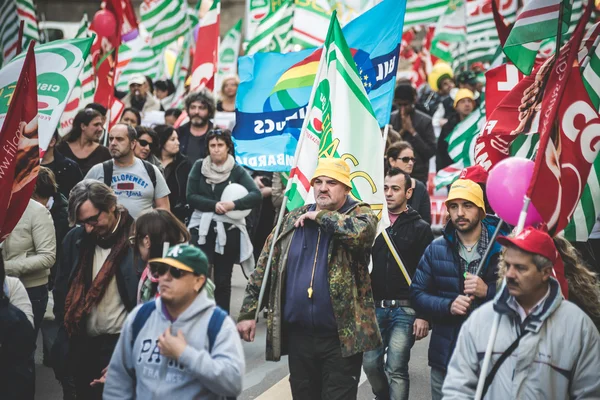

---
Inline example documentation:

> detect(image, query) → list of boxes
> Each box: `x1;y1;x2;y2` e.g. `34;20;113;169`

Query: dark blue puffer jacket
410;215;507;371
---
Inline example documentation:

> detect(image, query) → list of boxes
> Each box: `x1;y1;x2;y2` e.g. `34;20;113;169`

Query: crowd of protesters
1;65;600;400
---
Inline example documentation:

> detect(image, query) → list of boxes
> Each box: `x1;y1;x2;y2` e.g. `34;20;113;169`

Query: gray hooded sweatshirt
103;289;244;399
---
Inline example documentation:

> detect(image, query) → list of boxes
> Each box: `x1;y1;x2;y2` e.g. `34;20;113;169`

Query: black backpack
102;159;157;189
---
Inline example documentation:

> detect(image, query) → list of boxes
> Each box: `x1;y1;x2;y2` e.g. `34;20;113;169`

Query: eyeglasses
78;210;102;226
397;156;416;163
138;139;153;148
149;263;190;279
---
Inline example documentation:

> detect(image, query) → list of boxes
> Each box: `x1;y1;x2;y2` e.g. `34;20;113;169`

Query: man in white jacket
443;227;600;399
103;244;244;399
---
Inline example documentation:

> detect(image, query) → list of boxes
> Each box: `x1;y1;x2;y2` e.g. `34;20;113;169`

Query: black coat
44;150;84;201
164;153;192;224
371;207;433;303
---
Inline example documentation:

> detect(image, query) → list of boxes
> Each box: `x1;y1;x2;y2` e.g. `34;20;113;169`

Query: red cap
459;165;488;184
497;227;568;298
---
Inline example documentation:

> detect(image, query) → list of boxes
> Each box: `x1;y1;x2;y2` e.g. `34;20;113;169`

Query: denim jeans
363;306;416;400
430;366;447;400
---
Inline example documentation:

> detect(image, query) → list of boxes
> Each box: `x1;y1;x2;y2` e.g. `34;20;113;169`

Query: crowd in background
1;61;600;400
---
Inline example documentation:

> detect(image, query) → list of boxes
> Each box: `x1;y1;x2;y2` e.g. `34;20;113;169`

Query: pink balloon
486;157;544;227
92;10;117;38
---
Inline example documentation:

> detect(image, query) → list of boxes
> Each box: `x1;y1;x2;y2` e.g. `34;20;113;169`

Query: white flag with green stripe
431;0;466;62
16;0;38;47
140;0;191;53
434;99;486;189
169;34;191;109
503;0;572;75
115;36;162;91
247;0;294;55
404;0;449;29
216;19;242;91
582;28;600;112
286;12;387;225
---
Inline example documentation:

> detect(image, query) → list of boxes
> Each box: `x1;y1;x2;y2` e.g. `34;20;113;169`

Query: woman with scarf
187;129;261;313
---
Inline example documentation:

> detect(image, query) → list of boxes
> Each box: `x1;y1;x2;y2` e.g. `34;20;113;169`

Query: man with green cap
410;179;508;400
237;157;381;400
103;244;244;399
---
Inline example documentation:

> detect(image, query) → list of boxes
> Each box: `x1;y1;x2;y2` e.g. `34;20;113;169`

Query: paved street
35;266;432;399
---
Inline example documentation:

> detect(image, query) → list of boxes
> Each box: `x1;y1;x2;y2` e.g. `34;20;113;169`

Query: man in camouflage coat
237;158;382;400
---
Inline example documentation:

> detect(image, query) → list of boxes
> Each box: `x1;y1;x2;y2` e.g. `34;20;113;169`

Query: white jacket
443;278;600;400
2;199;56;288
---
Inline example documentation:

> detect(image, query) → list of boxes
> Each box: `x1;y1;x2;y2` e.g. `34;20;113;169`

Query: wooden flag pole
16;21;25;55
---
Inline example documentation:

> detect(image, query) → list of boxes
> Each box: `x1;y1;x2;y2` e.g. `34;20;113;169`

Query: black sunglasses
150;263;190;279
138;139;154;148
78;210;102;226
210;128;224;136
398;156;416;163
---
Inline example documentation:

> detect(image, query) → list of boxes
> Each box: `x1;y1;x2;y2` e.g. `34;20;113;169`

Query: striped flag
431;0;466;62
503;0;573;75
115;36;162;91
0;0;20;66
286;12;387;226
140;0;191;53
582;28;600;111
404;0;449;29
246;0;294;55
434;98;486;189
16;0;38;47
169;34;191;109
216;19;242;90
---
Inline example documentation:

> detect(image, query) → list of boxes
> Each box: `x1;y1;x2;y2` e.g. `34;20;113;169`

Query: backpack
130;301;236;398
102;159;157;189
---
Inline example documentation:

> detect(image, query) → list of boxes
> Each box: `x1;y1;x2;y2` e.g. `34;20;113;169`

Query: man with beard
122;74;161;115
177;90;216;164
52;181;142;399
410;179;508;400
85;124;170;219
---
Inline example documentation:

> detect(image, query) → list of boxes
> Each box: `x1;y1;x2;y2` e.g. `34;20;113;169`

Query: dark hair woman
56;108;111;176
386;141;432;224
154;124;192;224
186;129;261;313
134;126;163;173
120;107;142;128
133;209;191;303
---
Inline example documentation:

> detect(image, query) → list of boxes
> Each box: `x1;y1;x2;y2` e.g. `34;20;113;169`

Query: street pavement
35;266;432;399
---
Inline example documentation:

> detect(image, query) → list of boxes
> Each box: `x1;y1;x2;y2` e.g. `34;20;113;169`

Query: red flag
526;0;596;235
484;63;524;118
0;43;39;242
191;0;220;92
491;0;512;46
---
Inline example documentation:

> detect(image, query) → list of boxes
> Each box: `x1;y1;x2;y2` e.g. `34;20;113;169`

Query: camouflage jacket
238;199;382;361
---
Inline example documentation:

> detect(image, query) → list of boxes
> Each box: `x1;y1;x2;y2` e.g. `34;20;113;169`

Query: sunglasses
150;263;191;279
210;128;224;136
397;156;416;163
138;139;153;148
78;210;102;226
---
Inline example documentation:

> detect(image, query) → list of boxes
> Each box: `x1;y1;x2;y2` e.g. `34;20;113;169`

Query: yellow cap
428;62;453;92
453;88;475;108
310;158;352;188
445;179;485;213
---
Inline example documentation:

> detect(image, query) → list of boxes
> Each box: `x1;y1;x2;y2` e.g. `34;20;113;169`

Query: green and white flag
58;14;95;136
168;35;191;109
434;99;486;189
0;37;94;152
503;0;572;75
564;157;600;241
286;13;387;226
16;0;38;48
140;0;191;53
582;29;600;112
216;19;242;91
116;36;162;91
246;0;294;55
404;0;449;30
431;0;466;62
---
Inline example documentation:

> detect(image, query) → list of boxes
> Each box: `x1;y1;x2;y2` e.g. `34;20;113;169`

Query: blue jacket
410;215;507;371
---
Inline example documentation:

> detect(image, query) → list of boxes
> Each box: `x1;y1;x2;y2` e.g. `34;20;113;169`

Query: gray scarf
201;154;235;184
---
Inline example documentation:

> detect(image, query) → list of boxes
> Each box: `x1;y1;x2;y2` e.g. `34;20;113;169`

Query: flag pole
253;23;333;320
462;0;468;71
474;218;504;277
474;197;530;400
16;21;25;55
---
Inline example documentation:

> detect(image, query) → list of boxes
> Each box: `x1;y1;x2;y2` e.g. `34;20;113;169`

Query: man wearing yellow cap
410;179;508;400
237;158;381;400
436;89;476;172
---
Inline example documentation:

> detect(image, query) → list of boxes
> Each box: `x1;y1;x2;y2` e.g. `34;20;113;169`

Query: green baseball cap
149;244;209;276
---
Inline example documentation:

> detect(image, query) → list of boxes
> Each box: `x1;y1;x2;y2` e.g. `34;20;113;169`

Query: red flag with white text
0;43;39;241
191;0;220;92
